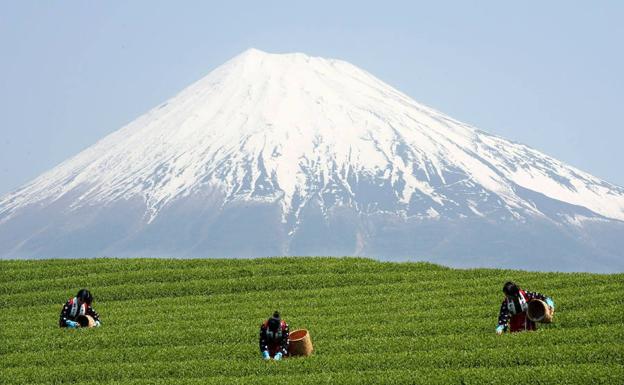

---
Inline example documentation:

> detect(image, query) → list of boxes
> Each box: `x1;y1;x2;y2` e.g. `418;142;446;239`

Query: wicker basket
288;329;313;357
527;299;554;323
76;315;96;328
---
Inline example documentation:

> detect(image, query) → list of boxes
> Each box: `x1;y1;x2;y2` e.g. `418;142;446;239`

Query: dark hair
76;289;93;305
503;281;520;297
268;310;281;331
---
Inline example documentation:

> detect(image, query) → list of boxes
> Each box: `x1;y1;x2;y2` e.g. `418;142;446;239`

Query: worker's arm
526;291;555;309
525;291;547;301
496;300;509;334
87;305;101;325
280;324;290;355
59;300;72;327
259;326;269;353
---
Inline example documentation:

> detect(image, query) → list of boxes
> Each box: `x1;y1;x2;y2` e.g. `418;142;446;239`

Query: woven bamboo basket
76;315;96;328
527;299;554;323
288;329;313;357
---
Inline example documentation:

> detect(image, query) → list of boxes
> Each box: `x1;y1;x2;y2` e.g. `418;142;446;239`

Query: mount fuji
1;49;623;272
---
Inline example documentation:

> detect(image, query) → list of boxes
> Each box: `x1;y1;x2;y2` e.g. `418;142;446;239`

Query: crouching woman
259;311;289;360
496;281;554;334
59;289;101;328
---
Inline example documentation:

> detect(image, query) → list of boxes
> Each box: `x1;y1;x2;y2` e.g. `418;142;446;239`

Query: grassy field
0;257;622;384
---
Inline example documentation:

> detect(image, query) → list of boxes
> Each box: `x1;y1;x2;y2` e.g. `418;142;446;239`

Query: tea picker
259;311;289;360
59;289;102;328
496;281;555;334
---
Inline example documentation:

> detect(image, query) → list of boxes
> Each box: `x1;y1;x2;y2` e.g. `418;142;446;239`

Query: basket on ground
288;329;313;357
76;315;96;328
527;299;554;323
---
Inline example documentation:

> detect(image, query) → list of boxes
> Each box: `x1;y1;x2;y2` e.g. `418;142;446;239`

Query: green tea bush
1;257;622;384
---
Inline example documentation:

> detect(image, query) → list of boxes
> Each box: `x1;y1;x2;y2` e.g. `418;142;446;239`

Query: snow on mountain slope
2;48;622;225
0;49;623;270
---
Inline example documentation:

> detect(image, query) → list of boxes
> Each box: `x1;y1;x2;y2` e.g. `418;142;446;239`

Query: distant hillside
1;257;622;384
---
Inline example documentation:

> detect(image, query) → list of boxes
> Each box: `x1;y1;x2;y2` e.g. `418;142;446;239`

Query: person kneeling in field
259;311;289;360
496;281;554;334
59;289;101;328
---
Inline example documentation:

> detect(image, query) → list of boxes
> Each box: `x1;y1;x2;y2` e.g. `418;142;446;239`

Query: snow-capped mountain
1;49;623;272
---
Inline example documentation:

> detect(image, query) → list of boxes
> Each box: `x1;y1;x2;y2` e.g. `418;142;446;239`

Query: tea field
1;257;622;384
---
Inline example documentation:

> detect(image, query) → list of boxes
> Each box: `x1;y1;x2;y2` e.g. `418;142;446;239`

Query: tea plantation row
1;257;622;384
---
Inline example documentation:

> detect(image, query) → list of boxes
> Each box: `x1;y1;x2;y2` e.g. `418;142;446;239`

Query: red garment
509;312;536;332
499;289;541;332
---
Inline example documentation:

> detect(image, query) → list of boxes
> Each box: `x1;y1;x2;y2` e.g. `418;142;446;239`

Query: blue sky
1;1;623;195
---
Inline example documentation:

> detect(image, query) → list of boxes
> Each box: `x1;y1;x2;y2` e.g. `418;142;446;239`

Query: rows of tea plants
1;257;622;384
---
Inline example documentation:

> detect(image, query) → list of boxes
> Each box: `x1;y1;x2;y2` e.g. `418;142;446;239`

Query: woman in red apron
496;281;554;334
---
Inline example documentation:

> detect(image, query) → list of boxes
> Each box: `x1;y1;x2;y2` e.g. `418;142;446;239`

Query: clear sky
1;1;622;196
